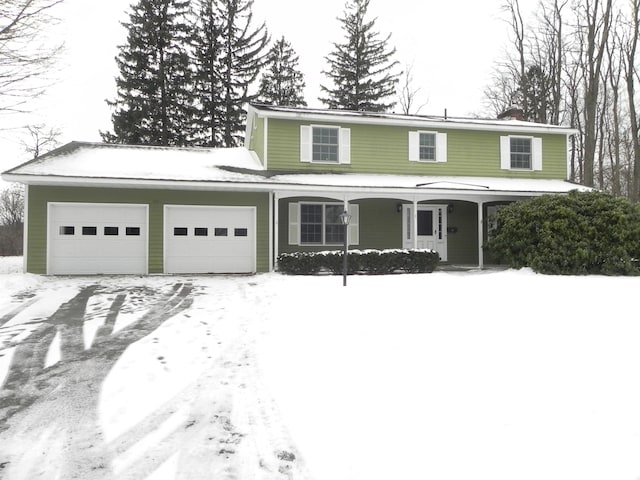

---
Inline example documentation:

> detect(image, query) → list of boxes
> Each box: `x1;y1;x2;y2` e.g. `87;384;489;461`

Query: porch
273;194;520;270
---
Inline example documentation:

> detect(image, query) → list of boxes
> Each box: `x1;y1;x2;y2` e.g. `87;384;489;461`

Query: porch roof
266;172;588;196
2;141;589;197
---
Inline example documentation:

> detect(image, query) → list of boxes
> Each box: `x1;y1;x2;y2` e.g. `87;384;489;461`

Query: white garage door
164;205;256;274
48;203;148;275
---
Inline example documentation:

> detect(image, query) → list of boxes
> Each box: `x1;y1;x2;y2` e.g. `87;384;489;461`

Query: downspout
23;184;29;273
272;191;278;272
477;201;484;269
412;199;418;249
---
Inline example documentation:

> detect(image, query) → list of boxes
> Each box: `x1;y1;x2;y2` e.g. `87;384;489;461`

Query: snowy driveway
0;273;310;480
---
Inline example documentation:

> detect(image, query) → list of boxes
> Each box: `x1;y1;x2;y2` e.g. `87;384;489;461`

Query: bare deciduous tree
0;0;64;114
19;123;61;158
483;0;640;198
0;184;24;255
397;62;428;115
622;0;640;201
576;0;613;187
0;184;23;226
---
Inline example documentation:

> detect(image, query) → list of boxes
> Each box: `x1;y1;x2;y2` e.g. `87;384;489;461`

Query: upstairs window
419;132;436;161
300;125;351;164
510;137;531;169
409;131;447;163
313;127;339;162
500;136;543;171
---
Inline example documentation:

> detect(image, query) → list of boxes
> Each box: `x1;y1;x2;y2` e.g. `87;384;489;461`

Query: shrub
276;249;439;275
359;250;395;274
485;191;640;275
275;252;322;275
317;250;361;275
404;249;439;273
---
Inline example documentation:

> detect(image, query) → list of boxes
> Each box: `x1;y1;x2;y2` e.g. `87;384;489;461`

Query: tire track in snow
101;280;312;480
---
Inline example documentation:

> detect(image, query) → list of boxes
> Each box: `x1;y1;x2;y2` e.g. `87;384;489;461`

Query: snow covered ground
1;256;640;480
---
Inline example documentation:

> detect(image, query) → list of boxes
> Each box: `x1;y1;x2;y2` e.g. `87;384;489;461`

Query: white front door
402;205;448;261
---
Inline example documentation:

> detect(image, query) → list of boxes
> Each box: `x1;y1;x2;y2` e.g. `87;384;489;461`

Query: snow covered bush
277;249;439;275
485;191;640;275
275;252;323;275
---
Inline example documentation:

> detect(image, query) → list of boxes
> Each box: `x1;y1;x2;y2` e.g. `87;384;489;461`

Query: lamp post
339;210;351;286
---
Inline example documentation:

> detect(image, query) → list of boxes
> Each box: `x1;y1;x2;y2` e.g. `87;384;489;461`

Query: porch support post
412;199;418;249
273;192;279;272
477;201;484;269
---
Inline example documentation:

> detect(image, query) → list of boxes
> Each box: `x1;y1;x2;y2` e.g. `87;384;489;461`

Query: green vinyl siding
357;199;403;249
27;186;270;274
442;201;479;264
266;118;568;179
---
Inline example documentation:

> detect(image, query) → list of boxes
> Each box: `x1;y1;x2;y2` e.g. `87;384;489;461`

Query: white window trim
300;125;351;165
288;201;359;246
500;135;543;171
409;131;447;163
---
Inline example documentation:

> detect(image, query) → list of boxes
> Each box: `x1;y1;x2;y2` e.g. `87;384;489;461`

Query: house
1;104;586;275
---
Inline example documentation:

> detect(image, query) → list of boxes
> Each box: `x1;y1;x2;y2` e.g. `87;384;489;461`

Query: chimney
497;106;525;121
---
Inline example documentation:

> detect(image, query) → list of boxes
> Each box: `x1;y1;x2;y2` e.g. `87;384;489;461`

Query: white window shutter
436;133;448;162
408;131;419;161
288;202;299;245
300;126;312;163
532;137;543;170
500;136;511;170
339;128;351;164
347;204;359;245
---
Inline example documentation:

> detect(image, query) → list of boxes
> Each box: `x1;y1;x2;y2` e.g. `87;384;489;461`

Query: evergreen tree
102;0;194;146
319;0;400;112
258;36;307;107
193;0;268;147
522;64;550;124
191;0;225;146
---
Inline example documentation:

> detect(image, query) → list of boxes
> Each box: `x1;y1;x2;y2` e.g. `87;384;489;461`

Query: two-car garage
47;203;257;275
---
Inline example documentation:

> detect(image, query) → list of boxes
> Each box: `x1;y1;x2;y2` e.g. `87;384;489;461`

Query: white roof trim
2;171;589;198
247;104;578;136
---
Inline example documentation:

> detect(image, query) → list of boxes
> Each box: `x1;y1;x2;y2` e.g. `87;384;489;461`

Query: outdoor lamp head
339;210;351;225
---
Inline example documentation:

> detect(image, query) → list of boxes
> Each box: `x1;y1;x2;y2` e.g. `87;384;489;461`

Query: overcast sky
0;0;537;175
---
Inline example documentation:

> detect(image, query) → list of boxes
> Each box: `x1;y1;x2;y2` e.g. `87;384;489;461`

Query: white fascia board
266;183;580;199
2;174;278;193
253;108;578;136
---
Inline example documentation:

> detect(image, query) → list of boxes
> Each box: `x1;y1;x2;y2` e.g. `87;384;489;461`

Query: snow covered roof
267;173;589;196
2;141;588;197
3;141;266;182
247;104;579;136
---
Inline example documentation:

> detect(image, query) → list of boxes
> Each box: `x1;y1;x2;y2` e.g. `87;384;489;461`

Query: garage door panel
164;205;256;274
50;256;146;275
48;203;148;275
